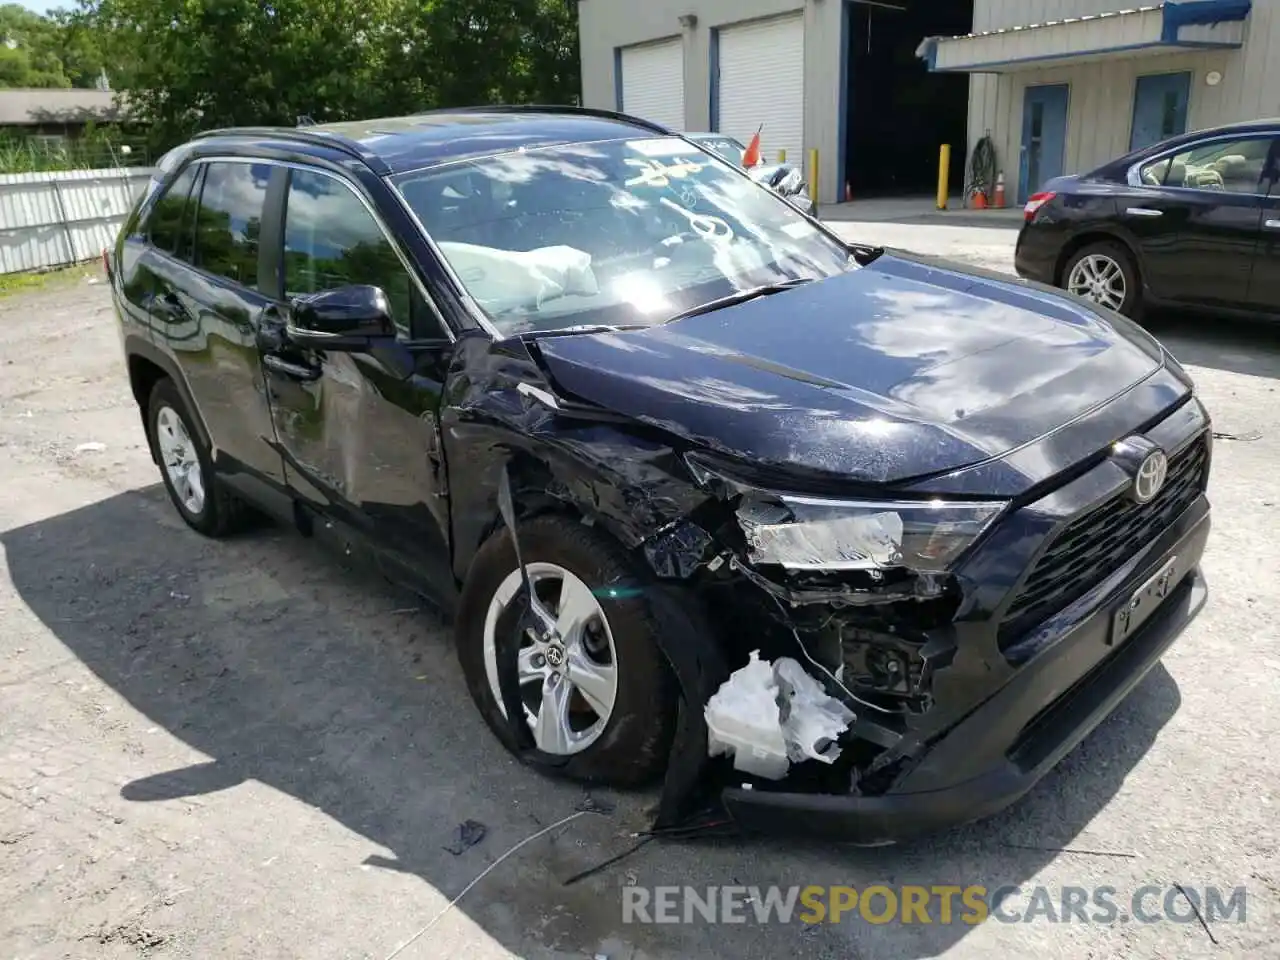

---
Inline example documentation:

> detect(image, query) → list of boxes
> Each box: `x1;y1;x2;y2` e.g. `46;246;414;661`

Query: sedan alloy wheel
1067;253;1127;312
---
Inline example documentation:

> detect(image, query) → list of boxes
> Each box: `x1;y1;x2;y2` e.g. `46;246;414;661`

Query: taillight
1024;192;1057;221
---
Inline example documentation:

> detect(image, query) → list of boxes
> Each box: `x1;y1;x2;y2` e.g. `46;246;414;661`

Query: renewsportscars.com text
621;884;1248;926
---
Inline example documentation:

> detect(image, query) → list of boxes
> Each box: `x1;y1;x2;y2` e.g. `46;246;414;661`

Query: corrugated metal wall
0;167;153;275
967;0;1280;201
975;0;1138;32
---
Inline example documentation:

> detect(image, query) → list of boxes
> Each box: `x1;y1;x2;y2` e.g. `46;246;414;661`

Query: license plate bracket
1109;554;1180;647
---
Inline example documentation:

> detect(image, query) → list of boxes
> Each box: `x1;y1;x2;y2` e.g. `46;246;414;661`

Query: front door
1130;72;1191;152
260;165;456;600
1124;134;1273;308
1019;84;1069;203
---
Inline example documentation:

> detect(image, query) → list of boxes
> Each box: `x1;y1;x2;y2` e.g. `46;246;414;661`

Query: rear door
258;164;455;597
142;157;289;490
1121;133;1273;308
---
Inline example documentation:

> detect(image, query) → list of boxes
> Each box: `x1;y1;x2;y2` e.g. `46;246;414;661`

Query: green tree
0;3;72;87
67;0;581;151
47;7;108;88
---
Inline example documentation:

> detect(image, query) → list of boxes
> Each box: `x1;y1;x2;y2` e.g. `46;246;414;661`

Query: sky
16;0;65;15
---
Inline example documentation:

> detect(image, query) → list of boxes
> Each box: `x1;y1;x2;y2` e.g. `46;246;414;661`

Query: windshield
691;135;747;167
391;137;854;335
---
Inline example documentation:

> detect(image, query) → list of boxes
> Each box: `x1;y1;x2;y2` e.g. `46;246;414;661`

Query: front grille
998;433;1208;648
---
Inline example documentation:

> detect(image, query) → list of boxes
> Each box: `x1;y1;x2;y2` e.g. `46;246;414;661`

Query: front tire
456;514;678;786
147;378;247;538
1063;241;1143;319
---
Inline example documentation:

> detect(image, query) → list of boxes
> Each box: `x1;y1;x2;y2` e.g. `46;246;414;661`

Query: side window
282;168;441;337
145;165;198;256
192;161;271;288
1143;136;1276;194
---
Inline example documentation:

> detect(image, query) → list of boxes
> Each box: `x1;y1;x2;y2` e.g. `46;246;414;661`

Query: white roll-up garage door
620;38;685;131
717;14;805;165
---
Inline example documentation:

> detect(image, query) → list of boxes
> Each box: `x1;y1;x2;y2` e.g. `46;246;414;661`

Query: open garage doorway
842;0;972;199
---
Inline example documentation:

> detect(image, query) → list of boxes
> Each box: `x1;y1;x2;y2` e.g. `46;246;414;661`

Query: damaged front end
642;452;1010;813
463;332;1209;846
451;336;998;839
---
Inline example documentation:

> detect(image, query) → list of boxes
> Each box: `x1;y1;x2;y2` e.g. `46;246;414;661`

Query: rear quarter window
145;164;199;256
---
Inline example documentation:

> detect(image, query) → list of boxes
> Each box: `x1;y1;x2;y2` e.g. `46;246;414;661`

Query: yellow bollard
778;149;786;164
937;144;951;210
808;148;819;207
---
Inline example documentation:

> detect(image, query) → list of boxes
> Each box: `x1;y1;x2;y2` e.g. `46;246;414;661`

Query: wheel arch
449;436;698;588
124;336;213;460
1054;230;1144;289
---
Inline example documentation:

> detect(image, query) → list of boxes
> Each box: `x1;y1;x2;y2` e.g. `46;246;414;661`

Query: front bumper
722;504;1209;845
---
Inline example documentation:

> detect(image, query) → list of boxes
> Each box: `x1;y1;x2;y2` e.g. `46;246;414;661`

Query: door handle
151;290;190;318
256;305;290;352
1265;219;1280;230
1126;207;1164;217
262;354;321;381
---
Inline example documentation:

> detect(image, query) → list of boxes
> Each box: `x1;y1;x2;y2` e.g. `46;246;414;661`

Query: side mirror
288;285;394;351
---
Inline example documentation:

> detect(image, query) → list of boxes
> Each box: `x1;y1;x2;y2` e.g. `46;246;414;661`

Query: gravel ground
1;232;1277;959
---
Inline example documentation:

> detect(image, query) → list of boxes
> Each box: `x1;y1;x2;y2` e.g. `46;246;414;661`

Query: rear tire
456;514;678;787
147;378;248;538
1062;241;1143;319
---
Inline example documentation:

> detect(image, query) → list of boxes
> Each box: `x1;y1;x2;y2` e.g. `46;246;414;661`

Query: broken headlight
686;453;1006;573
737;494;1004;573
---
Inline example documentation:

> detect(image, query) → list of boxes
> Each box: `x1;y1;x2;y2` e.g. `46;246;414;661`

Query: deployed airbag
438;241;599;313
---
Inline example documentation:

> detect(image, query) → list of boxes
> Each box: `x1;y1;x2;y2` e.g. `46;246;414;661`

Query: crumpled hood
533;253;1182;491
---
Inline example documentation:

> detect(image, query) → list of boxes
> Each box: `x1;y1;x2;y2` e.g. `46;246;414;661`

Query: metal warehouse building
578;0;1276;205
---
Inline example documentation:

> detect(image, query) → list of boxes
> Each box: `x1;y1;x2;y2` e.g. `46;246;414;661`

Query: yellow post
808;148;819;207
937;144;951;210
778;148;786;164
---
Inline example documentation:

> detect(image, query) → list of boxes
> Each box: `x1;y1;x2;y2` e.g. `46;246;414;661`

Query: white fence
0;166;155;275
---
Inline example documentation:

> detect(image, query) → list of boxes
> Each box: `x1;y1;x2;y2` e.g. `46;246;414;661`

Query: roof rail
189;125;387;173
409;103;674;136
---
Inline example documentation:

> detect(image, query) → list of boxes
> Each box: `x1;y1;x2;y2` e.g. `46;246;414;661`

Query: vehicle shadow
1;485;1183;958
1146;308;1280;382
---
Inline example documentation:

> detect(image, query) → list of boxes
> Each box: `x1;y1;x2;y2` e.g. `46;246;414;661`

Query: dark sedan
108;106;1211;844
1016;119;1280;319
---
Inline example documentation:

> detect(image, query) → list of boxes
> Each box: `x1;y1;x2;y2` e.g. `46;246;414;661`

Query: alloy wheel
1067;254;1127;311
482;562;619;755
155;405;205;515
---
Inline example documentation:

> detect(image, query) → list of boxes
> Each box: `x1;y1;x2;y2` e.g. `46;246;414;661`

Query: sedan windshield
391;137;853;335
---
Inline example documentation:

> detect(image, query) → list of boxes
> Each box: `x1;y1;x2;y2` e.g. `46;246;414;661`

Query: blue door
1019;84;1069;203
1130;72;1191;152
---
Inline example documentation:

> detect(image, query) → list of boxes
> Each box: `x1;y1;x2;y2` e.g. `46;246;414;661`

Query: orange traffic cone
742;125;763;168
993;172;1006;208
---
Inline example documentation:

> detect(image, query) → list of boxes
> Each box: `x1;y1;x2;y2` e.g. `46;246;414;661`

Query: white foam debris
775;658;856;765
705;651;855;780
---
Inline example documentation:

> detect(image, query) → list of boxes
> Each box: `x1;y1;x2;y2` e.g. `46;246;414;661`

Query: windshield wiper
519;323;651;340
662;278;816;324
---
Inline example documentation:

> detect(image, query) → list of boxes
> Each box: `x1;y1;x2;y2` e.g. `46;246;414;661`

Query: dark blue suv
109;107;1212;842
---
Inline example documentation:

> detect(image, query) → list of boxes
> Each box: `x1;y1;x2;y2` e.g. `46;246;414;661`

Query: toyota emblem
1132;449;1169;504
